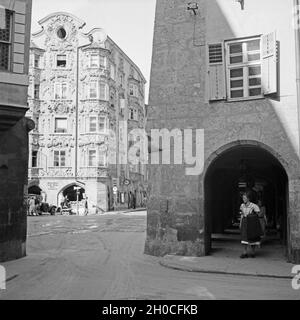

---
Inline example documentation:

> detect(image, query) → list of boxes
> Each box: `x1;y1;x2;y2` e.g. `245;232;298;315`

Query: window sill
81;132;107;135
85;166;107;169
53;68;72;71
225;95;265;103
51;133;72;135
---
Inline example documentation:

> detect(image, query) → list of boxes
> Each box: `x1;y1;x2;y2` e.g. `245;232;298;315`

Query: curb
159;260;293;280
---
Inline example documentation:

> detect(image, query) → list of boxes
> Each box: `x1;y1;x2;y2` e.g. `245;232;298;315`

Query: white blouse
240;202;260;217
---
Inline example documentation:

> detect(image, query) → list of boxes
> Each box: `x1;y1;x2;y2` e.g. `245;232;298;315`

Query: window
129;83;138;97
99;56;106;68
90;54;99;68
31;151;38;168
89;81;98;99
57;27;67;40
129;108;137;120
130;108;134;120
34;54;40;68
88;116;106;132
98;152;106;167
208;32;277;101
57;54;66;68
89;117;97;132
110;64;115;80
34;84;40;99
226;38;262;99
0;9;12;71
90;54;106;68
119;73;124;87
54;150;66;167
99;116;106;132
55;83;68;99
88;150;97;167
99;83;107;100
55;118;67;133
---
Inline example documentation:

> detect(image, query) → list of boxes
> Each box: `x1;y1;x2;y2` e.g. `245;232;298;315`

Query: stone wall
0;117;34;262
145;0;300;263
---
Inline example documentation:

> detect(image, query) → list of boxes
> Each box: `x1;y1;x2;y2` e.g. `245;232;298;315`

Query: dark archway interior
63;185;85;202
28;185;42;195
204;145;288;255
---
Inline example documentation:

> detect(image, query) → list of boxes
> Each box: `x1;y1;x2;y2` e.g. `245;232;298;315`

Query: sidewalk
103;207;146;215
160;239;296;279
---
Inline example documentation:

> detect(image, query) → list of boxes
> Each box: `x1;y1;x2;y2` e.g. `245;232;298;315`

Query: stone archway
204;140;290;259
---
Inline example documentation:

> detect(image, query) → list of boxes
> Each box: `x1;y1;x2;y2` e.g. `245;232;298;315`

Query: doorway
204;144;288;259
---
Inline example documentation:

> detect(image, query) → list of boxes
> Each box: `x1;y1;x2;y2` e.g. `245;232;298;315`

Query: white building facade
27;12;147;213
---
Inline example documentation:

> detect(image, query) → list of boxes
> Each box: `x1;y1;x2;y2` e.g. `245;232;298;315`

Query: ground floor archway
57;183;86;215
204;142;289;258
28;185;42;195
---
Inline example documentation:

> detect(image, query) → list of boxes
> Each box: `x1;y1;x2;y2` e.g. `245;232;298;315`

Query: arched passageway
204;143;288;258
28;185;42;195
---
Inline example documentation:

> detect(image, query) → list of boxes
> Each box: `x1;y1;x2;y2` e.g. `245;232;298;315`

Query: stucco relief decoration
79;136;106;147
49;168;73;177
47;136;74;148
45;15;78;49
77;168;107;178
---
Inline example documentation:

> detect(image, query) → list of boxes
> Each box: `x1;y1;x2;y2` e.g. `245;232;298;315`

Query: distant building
0;0;33;262
26;12;147;214
146;0;300;263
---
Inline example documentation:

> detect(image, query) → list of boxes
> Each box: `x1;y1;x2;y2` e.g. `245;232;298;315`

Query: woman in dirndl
239;191;263;258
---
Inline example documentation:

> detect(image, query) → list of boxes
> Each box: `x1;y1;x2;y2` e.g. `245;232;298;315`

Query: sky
31;0;157;103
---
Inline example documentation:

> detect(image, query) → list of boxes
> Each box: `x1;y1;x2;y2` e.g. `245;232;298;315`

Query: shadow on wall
145;0;300;262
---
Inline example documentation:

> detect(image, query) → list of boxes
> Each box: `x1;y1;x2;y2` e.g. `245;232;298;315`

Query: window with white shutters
225;37;263;100
208;43;226;100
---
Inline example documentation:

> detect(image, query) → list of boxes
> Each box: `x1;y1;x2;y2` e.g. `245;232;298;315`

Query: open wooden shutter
208;43;226;101
261;31;277;95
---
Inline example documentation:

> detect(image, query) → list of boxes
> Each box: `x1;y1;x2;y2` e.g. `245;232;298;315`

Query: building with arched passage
26;12;147;213
145;0;300;263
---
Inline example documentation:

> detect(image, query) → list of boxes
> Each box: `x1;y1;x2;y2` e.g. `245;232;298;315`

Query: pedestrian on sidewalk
84;196;89;216
29;197;36;216
239;191;263;259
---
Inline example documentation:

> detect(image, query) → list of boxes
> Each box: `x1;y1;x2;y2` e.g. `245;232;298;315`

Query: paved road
0;212;299;300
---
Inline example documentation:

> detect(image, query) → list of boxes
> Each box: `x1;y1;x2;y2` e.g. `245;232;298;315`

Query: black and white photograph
0;0;300;307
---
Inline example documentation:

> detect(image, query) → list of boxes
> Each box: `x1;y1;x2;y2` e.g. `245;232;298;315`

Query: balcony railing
47;167;73;177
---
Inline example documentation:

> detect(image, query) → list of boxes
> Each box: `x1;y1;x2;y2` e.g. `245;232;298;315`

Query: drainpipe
294;0;300;157
75;42;92;180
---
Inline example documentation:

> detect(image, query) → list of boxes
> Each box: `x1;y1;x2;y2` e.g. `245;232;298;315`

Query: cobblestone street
0;212;299;300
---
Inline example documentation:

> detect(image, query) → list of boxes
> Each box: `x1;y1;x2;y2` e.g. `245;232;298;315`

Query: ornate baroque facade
27;12;147;212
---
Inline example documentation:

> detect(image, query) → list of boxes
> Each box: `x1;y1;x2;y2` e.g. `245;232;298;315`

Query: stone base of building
144;237;205;257
0;240;26;263
288;248;300;264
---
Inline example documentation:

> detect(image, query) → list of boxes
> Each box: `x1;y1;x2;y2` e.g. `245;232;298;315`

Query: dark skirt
240;214;263;245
